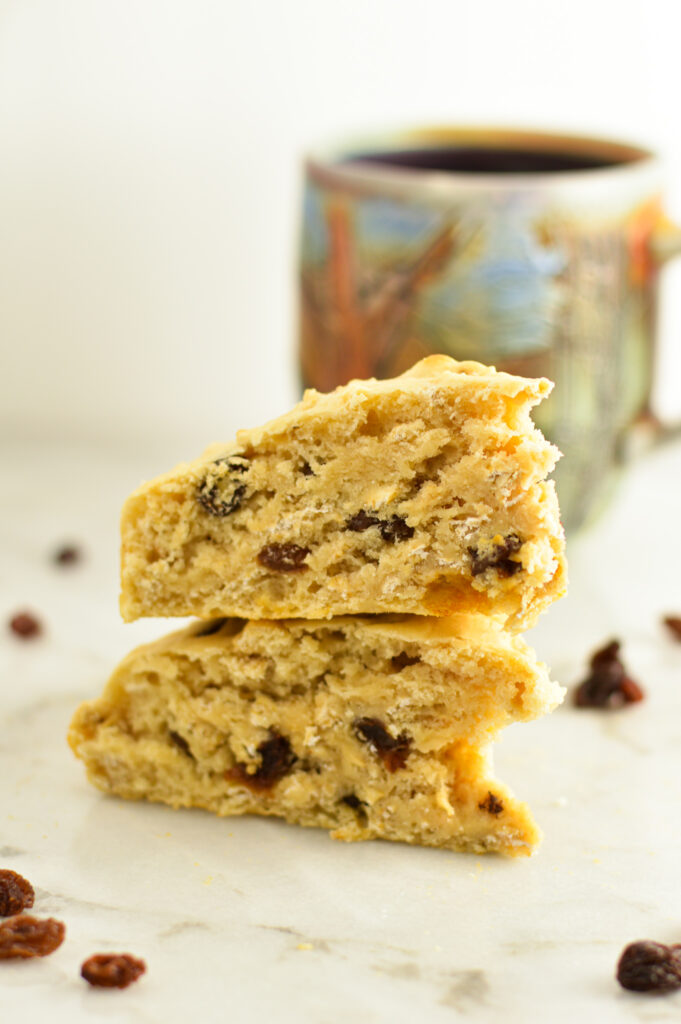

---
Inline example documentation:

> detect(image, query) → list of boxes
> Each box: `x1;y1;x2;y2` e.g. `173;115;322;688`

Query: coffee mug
298;127;681;531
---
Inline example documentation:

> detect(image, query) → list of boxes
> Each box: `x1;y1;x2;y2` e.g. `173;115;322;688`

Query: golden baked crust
69;615;564;856
119;356;565;629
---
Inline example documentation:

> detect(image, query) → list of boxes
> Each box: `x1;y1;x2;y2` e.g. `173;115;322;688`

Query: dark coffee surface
345;145;626;174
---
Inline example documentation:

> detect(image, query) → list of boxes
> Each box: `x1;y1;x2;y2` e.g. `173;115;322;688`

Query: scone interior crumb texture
69;616;564;856
120;356;566;629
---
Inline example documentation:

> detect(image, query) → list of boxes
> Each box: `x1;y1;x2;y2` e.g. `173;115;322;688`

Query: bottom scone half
68;615;564;857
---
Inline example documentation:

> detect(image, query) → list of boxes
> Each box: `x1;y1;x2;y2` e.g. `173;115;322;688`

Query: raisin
340;793;368;823
663;616;681;641
9;612;42;639
193;618;227;637
81;953;146;989
469;534;523;576
227;732;297;792
257;543;310;572
0;915;65;959
0;871;35;917
391;652;420;671
300;461;314;476
353;717;411;772
346;511;414;543
379;516;414;543
574;640;644;709
168;731;193;758
53;544;81;566
197;456;250;517
616;941;681;993
346;510;381;532
340;794;366;810
478;792;504;815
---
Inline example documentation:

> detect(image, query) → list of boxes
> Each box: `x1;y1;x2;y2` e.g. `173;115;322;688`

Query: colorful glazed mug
298;127;681;531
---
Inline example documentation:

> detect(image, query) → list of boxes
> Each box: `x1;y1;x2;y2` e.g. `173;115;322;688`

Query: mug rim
306;125;659;193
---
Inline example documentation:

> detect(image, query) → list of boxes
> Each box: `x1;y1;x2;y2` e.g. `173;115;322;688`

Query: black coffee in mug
346;146;630;175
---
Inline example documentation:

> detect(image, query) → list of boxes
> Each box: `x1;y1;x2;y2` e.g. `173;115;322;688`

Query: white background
2;0;681;459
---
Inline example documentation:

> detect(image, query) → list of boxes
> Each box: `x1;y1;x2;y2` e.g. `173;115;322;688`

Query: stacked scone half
70;356;566;856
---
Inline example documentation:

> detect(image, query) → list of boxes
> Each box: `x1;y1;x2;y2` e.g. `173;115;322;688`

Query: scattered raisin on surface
8;612;42;639
353;717;411;772
0;915;65;959
469;534;523;577
300;461;314;477
616;941;681;993
53;544;81;566
478;792;504;815
193;618;227;637
574;640;644;709
663;616;681;641
227;732;297;792
0;871;35;917
257;543;310;572
391;652;421;671
81;953;146;989
168;731;193;758
197;456;250;517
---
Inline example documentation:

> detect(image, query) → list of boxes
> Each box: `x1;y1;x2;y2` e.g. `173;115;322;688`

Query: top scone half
120;356;566;629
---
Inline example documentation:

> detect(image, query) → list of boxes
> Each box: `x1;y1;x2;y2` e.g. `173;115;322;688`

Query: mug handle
626;215;681;454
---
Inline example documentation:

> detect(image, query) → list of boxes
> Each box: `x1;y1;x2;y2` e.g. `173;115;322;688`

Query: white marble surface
2;438;681;1023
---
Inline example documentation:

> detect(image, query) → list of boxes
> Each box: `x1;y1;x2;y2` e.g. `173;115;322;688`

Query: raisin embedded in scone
68;614;564;856
119;356;566;630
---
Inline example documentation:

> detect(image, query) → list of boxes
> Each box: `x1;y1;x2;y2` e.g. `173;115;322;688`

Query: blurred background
2;0;681;461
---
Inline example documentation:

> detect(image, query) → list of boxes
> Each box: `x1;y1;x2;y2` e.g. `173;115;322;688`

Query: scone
69;614;564;856
119;356;565;630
